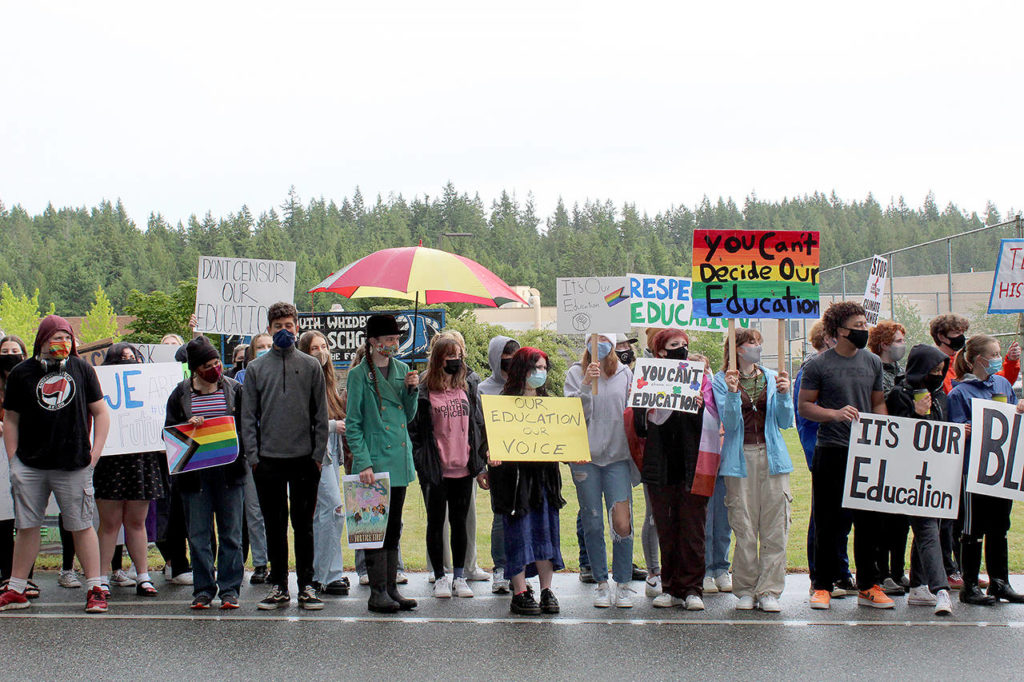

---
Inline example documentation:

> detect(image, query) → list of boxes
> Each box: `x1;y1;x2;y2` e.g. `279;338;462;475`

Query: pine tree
80;285;120;343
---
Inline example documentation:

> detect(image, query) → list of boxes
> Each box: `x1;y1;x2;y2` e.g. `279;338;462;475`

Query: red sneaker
0;588;30;611
85;586;108;613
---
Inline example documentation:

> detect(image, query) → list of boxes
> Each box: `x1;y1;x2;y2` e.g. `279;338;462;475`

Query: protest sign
195;256;296;336
297;309;445;366
841;414;964;519
162;416;240;474
629;358;706;414
966;399;1024;502
861;255;890;325
628;274;750;333
135;343;183;364
988;239;1024;314
95;362;181;456
78;338;114;367
690;229;821;319
481;395;590;462
342;473;390;549
556;277;631;335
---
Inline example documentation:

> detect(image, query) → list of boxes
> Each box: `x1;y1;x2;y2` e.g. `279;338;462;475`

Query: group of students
1;300;1022;617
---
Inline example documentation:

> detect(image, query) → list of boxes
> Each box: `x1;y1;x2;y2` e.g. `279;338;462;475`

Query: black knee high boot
366;550;399;613
387;549;417;610
986;534;1024;603
960;539;996;605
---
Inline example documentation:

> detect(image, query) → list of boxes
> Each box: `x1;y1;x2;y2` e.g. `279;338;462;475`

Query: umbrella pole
413;291;420;365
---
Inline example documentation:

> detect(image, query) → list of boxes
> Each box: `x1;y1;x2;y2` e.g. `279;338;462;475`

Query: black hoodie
885;344;950;421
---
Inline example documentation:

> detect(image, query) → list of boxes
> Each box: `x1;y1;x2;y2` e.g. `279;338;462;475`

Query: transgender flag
162;416;240;474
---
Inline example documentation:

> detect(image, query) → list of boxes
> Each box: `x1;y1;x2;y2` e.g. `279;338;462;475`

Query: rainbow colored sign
691;229;820;319
162;416;240;474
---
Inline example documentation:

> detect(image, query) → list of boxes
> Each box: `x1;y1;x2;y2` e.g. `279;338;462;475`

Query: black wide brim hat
366;313;401;339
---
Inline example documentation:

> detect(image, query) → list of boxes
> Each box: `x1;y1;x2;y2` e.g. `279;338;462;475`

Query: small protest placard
162;416;240;474
628;273;750;333
195;256;296;336
297;309;445;366
481;395;590;462
629;358;705;414
95;362;182;456
842;414;965;518
861;255;889;326
966;399;1024;502
343;473;390;549
690;229;820;319
988;239;1024;314
556;276;631;335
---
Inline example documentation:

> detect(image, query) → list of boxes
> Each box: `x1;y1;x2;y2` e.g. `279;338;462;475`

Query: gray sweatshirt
240;344;330;465
478;335;515;397
563;360;633;466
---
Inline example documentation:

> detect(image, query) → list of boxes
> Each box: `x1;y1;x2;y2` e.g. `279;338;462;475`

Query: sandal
25;580;40;599
136;580;158;597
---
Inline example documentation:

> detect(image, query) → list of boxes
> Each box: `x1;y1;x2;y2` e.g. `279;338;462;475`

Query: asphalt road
3;572;1024;680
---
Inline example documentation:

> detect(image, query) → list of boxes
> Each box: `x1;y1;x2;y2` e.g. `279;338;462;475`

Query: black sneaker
540;588;559;614
631;563;648;582
258;586;290;610
579;566;596;584
250;566;268;585
834;577;857;597
190;594;213;610
510;589;542;615
322;579;350;596
298;585;324;610
219;594;240;610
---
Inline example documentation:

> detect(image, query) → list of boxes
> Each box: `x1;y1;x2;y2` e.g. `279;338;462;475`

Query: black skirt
93;451;168;501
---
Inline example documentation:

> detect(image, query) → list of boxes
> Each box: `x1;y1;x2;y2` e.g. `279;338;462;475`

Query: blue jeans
491;514;506;571
244;467;267;566
705;475;731;578
313;457;345;586
182;475;244;599
570;460;634;584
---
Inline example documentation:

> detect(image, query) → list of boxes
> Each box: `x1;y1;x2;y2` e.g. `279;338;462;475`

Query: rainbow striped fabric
603;287;629;307
162;416;240;474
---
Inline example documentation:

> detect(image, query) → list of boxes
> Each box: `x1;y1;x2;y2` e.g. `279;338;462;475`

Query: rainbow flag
604;287;629;307
163;416;240;474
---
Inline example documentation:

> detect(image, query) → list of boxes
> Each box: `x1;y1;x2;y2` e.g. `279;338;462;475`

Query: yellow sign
481;395;591;462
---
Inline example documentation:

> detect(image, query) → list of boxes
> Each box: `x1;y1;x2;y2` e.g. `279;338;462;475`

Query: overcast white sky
2;0;1021;227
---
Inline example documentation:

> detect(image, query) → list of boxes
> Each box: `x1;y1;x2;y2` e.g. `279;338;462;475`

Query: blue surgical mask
526;369;547;389
257;348;270;358
273;329;295;349
987;357;1003;376
596;342;613;361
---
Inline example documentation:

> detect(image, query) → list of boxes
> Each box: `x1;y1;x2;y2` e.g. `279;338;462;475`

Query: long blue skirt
502;496;564;579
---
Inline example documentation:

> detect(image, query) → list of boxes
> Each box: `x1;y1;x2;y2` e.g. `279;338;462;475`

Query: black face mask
923;374;944;392
0;355;22;374
945;334;966;351
615;349;635;366
500;358;512;373
844;328;869;350
665;346;688;360
233;360;244;372
443;359;463;375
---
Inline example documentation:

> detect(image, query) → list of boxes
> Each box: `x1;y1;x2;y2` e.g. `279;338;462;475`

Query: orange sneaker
809;589;831;610
858;585;895;609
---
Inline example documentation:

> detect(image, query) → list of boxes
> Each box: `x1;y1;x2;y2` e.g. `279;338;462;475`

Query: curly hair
822;301;866;339
502;347;549;396
267;301;298;327
807;321;828;352
929;313;970;344
867;320;907;356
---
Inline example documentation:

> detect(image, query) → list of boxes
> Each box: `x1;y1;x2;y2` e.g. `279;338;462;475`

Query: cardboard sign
842;414;965;519
629;358;706;413
628;274;750;333
690;229;821;319
481;395;590;462
95;362;182;456
78;339;114;367
195;256;296;336
162;416;240;474
297;309;445;366
861;255;890;326
988;239;1024;314
966;399;1024;501
135;343;183;365
342;472;390;549
556;277;631;335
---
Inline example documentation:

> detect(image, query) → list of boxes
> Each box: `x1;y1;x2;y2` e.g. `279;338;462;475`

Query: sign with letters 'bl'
842;414;965;519
691;229;820;319
966;399;1024;502
94;362;182;456
481;395;590;462
628;274;750;333
988;239;1024;314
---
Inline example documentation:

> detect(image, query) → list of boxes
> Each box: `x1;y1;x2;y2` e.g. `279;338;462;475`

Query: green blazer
345;358;419;486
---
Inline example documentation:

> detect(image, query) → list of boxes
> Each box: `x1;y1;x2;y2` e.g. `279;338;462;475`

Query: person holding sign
345;314;420;614
930;314;1020;394
947;334;1024;605
487;347;565;616
798;302;892;611
712;329;794;612
165;336;247;610
563;333;636;609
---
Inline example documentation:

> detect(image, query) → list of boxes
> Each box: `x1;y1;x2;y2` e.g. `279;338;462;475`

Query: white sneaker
58;569;82;588
491;568;510;594
736;594;756;610
169;571;193;586
715;573;733;593
594;583;611;608
465;567;491;582
396;571;409;585
452;577;474;598
652;593;683;608
934;589;953;616
685;595;705;611
615;584;636;608
645;575;662;597
702;576;719;594
111;569;136;587
358;573;369;586
428;574;436;584
758;594;781;613
907;585;936;606
433;575;452;598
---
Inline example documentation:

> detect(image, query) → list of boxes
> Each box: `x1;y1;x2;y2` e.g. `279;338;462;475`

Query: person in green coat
345;314;420;613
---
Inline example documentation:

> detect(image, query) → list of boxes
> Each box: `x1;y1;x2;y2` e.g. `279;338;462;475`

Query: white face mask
738;345;762;365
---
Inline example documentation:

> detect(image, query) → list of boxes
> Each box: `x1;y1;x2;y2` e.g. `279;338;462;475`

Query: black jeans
383;486;407;551
423;476;474;578
253;457;321;590
157;483;191;575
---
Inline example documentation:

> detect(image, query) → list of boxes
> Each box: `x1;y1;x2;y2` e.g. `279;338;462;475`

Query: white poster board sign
843;413;964;519
966;399;1024;501
861;255;890;326
95;362;182;456
556;277;631;335
629;358;706;414
135;343;183;364
195;256;296;336
627;274;750;333
988;239;1024;314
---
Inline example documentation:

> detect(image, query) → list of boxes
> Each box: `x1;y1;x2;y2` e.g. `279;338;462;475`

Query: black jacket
634;406;705;489
164;375;247;492
410;375;488;487
885;344;950;422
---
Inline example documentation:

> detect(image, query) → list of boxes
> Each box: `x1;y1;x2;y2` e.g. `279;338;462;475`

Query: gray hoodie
240;344;330;465
478;335;516;397
563;360;633;467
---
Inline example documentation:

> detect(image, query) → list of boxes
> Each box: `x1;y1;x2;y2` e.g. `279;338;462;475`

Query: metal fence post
946;238;953;313
841;266;847;300
888;253;896;323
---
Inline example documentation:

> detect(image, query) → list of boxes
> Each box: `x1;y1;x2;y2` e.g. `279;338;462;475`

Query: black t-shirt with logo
2;356;104;470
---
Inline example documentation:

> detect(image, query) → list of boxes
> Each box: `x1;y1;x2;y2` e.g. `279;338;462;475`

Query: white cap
595;333;617;345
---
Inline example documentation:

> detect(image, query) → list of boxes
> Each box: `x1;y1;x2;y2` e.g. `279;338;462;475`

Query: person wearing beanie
241;302;329;611
0;315;111;613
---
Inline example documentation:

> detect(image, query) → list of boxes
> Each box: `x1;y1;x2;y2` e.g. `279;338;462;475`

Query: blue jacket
792;366;818;469
712;366;794;478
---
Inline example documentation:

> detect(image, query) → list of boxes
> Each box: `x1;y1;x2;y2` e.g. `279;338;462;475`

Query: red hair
650;329;689;357
502;347;550;396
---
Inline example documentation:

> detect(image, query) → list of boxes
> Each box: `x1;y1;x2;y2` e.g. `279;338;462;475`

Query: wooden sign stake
728;320;737;371
778;318;787;374
591;333;600;395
